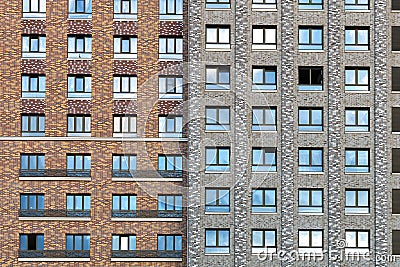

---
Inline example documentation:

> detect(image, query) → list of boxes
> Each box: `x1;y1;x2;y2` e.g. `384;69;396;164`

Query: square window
252;26;277;50
298;27;323;50
345;27;369;51
298;67;323;91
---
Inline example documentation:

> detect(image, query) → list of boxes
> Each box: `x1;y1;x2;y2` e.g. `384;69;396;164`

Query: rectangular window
345;149;369;173
112;195;137;217
23;0;46;18
393;190;400;214
393;231;400;255
252;0;277;9
206;26;230;49
393;27;400;51
113;76;137;99
205;147;230;172
394;0;400;10
252;107;277;131
393;149;400;173
298;148;323;172
298;189;323;213
298;108;323;132
345;230;369;253
158;195;183;211
20;154;45;176
68;35;92;59
298;230;323;254
252;148;277;172
66;194;91;213
206;0;230;9
205;188;230;212
20;234;44;250
66;234;90;251
393;108;400;132
159;37;183;60
298;67;323;91
21;74;46;98
159;76;183;99
251;230;277;254
112;235;136;251
345;189;369;214
205;229;229;254
393;67;400;91
298;27;323;50
67;115;91;136
205;106;230;131
67;154;91;177
68;0;92;18
345;0;368;10
158;235;182;251
345;27;369;51
159;115;183;137
114;0;137;19
158;155;183;171
345;108;369;132
159;0;183;20
21;114;45;136
114;36;138;59
22;35;46;58
113;115;137;137
20;194;44;212
67;75;91;98
112;154;137;177
252;26;277;50
252;66;277;91
206;66;230;90
345;67;369;91
252;188;276;213
299;0;323;9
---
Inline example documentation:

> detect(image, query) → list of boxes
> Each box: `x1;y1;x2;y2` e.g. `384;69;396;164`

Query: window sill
298;172;324;175
204;253;230;256
112;177;183;182
344;50;370;53
66;97;92;100
298;212;324;215
67;18;92;21
298;50;325;52
111;258;182;262
18;258;90;262
205;48;231;52
345;90;370;93
297;90;324;92
21;17;46;20
252;8;278;11
345;131;370;133
251;212;278;215
392;132;400;134
205;8;231;11
344;172;370;175
205;171;231;174
345;9;370;12
252;171;277;174
204;130;230;133
298;131;324;134
252;130;278;133
205;212;230;215
344;212;370;215
68;57;92;60
110;217;182;222
113;57;138;60
298;9;324;12
158;98;183;101
19;216;91;221
113;18;138;22
19;176;91;181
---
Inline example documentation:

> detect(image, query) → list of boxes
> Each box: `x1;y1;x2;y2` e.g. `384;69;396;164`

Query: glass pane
346;231;357;247
265;231;276;247
66;235;73;250
312;190;322;206
112;236;119;250
311;110;322;124
299;231;309;247
112;196;120;210
219;190;229;205
358;232;369;247
206;68;217;83
121;196;128;210
346;30;356;44
358;30;368;44
219;70;229;84
129;236;136;250
358;110;369;126
264;28;276;44
252;190;262;205
265;190;275;205
346;69;356;85
312;231;322;247
29;195;37;209
253;28;264;44
299;110;310;124
299;190;309;206
219;230;229;246
311;29;322;44
358;191;368;206
299;150;310;165
253;68;263;84
20;235;28;250
346;110;356;125
74;235;83;250
358;150;368;165
75;195;83;210
21;195;28;209
83;235;90;250
206;230;216;246
299;29;310;44
219;28;229;43
358;70;369;85
346;191;356;206
207;28;218;43
252;231;263;246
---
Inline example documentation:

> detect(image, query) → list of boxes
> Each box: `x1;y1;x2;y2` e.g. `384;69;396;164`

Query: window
159;115;183;137
23;0;46;18
66;234;90;251
22;35;46;58
298;108;323;131
298;148;323;172
20;194;44;213
252;188;276;213
252;26;277;50
345;27;369;51
113;76;137;99
113;115;137;137
20;154;45;176
345;230;369;253
22;74;45;98
68;75;91;98
67;154;91;176
298;230;323;254
345;189;369;214
159;0;183;20
393;27;400;51
114;36;138;59
298;189;323;213
112;154;137;177
205;229;229;254
345;108;369;132
393;108;400;132
20;234;44;250
21;114;45;136
206;0;230;9
68;0;92;18
251;230;277;254
205;106;230;131
345;0;368;10
252;107;277;131
67;115;91;136
345;67;369;91
66;194;90;214
252;148;277;172
205;147;230;172
393;149;400;173
252;66;277;91
159;37;183;60
394;0;400;10
252;0;277;9
112;195;137;217
158;195;182;211
68;35;92;59
393;231;400;255
159;76;183;99
393;190;400;214
114;0;137;19
345;149;369;173
158;235;182;251
206;66;230;90
393;67;400;91
112;235;136;251
205;188;230;212
206;26;230;49
298;27;323;50
158;155;183;171
299;0;322;9
298;67;323;91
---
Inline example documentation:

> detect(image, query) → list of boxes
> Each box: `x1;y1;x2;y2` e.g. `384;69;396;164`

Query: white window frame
22;35;46;58
114;0;138;19
67;115;91;137
206;26;230;50
21;74;46;98
23;0;46;18
68;35;92;59
158;76;183;99
113;76;137;99
67;75;92;98
159;37;183;60
113;115;137;137
159;115;183;138
114;36;138;59
252;26;277;50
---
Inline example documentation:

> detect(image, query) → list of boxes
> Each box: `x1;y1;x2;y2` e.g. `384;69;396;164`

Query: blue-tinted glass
38;195;44;210
84;196;90;210
158;156;166;170
311;150;322;165
38;155;45;169
219;71;229;84
358;150;368;165
252;190;263;205
129;236;136;250
83;235;90;250
299;150;310;165
312;110;322;124
219;149;229;164
175;236;182;250
358;30;368;44
358;191;368;206
21;155;28;169
299;29;309;44
166;236;174;250
299;190;309;206
66;235;74;250
312;29;322;44
252;231;263;246
112;196;120;210
265;70;276;84
130;196;136;210
84;156;91;169
121;196;128;210
75;236;82;250
346;191;356;206
346;151;356;165
21;195;28;209
219;190;229;205
112;156;120;170
67;195;74;210
112;236;119;250
346;30;355;44
265;231;276;247
29;195;36;209
206;230;216;246
265;190;275;205
312;191;322;206
158;236;165;250
219;230;229;246
37;235;44;250
75;196;83;210
20;235;28;250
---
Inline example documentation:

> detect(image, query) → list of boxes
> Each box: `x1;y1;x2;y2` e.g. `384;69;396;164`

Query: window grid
20;194;45;211
66;234;90;251
252;26;277;49
205;229;230;254
252;189;277;213
114;0;138;19
112;195;137;211
23;0;46;17
298;148;323;172
298;0;323;9
206;26;230;49
345;28;369;51
205;147;230;172
66;154;91;174
158;155;183;171
159;76;183;99
20;234;44;250
20;154;45;172
113;76;137;98
252;66;277;90
298;108;323;132
298;27;323;50
252;107;277;131
159;37;183;60
66;194;90;211
205;188;230;212
345;108;369;132
298;189;323;213
159;115;183;137
21;114;45;136
113;115;137;135
345;67;369;91
298;230;323;248
114;36;138;58
298;67;323;91
252;147;277;172
345;149;369;173
345;189;369;214
345;0;369;10
112;235;136;251
158;235;182;251
205;106;230;131
205;66;230;90
158;195;183;211
67;115;91;135
251;229;277;249
345;230;369;248
22;75;46;98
